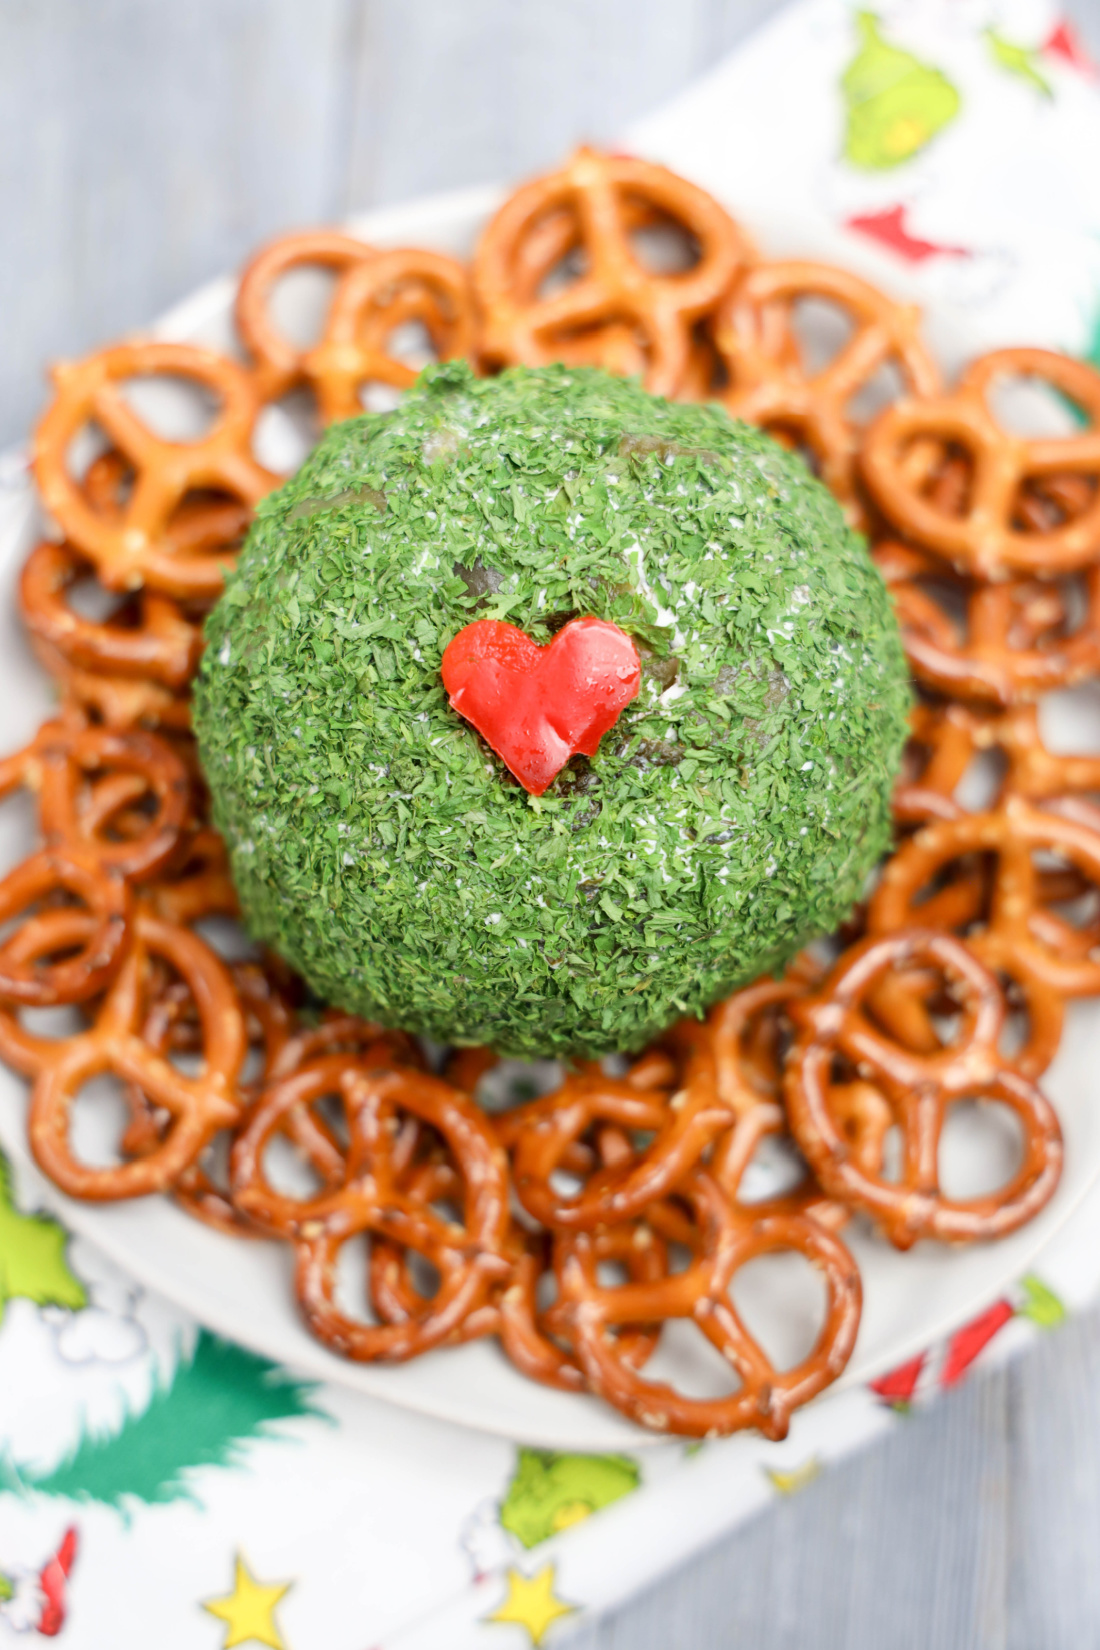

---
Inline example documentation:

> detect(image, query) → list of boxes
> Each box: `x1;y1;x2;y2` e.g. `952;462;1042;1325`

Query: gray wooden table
4;2;1100;1644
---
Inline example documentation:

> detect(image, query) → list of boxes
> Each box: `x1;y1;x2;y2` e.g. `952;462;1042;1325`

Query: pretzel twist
23;909;246;1198
862;349;1100;578
0;852;131;1008
896;699;1100;826
145;827;240;924
120;960;306;1237
550;1171;861;1437
234;230;377;399
474;147;752;397
34;342;277;596
785;930;1063;1247
871;801;1100;1003
303;249;475;424
19;540;204;688
231;1059;511;1360
32;721;193;881
875;541;1100;705
715;261;939;512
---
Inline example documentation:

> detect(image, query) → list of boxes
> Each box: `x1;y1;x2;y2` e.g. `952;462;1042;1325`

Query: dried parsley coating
194;363;909;1059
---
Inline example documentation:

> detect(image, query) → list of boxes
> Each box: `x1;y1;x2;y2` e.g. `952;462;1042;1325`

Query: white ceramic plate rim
1;178;1097;1450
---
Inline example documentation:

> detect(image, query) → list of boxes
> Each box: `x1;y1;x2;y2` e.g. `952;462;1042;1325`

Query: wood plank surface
3;3;1100;1647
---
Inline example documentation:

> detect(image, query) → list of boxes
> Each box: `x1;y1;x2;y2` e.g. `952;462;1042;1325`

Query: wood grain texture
4;3;1100;1646
0;0;779;447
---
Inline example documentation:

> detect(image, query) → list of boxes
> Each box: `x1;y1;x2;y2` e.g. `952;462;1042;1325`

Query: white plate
2;183;1099;1451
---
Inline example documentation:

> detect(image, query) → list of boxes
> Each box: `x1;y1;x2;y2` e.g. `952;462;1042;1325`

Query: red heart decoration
441;616;641;796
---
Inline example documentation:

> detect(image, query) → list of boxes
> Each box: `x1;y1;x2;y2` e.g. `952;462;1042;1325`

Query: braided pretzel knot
19;540;204;689
785;930;1063;1248
234;230;377;399
473;148;751;397
549;1170;861;1438
714;261;939;510
875;541;1100;705
34;342;278;597
862;348;1100;578
303;249;475;424
231;1059;511;1360
11;909;246;1198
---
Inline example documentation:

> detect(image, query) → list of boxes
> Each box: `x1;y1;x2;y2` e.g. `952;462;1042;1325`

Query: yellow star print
486;1564;576;1646
203;1554;291;1650
765;1456;822;1496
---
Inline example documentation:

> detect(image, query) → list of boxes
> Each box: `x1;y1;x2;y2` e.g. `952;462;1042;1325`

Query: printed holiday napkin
3;0;1100;1644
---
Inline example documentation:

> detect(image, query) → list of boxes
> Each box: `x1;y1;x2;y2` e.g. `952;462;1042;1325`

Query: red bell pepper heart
441;616;641;796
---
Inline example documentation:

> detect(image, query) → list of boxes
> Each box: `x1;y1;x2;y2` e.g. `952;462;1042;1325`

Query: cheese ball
194;363;909;1058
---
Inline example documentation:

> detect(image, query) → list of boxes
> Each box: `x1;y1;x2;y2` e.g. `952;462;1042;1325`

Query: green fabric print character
20;1330;322;1510
985;29;1053;98
0;1151;86;1326
842;11;961;170
500;1450;641;1549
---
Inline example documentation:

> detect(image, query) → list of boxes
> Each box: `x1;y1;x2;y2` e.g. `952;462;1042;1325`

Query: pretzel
371;1104;681;1377
303;249;475;424
19;540;204;689
874;540;1100;704
78;448;254;567
34;342;277;596
0;852;131;1008
536;981;811;1230
896;699;1100;828
231;1059;511;1359
714;261;939;510
145;827;241;923
505;1063;677;1230
871;801;1100;1001
785;929;1062;1247
550;1170;861;1437
443;1045;499;1094
872;793;1071;1077
234;230;377;399
473;148;752;397
20;908;245;1198
31;640;194;734
267;1009;423;1081
861;348;1100;578
119;959;301;1236
30;722;192;882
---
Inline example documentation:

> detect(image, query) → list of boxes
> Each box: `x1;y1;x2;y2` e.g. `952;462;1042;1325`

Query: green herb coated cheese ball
194;363;909;1059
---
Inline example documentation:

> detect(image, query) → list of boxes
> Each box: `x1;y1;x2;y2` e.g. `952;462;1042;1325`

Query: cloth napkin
2;1;1100;1644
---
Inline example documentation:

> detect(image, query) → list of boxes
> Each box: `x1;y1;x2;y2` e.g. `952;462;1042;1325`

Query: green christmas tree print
0;1152;86;1324
16;1329;324;1510
842;11;961;170
500;1449;641;1549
